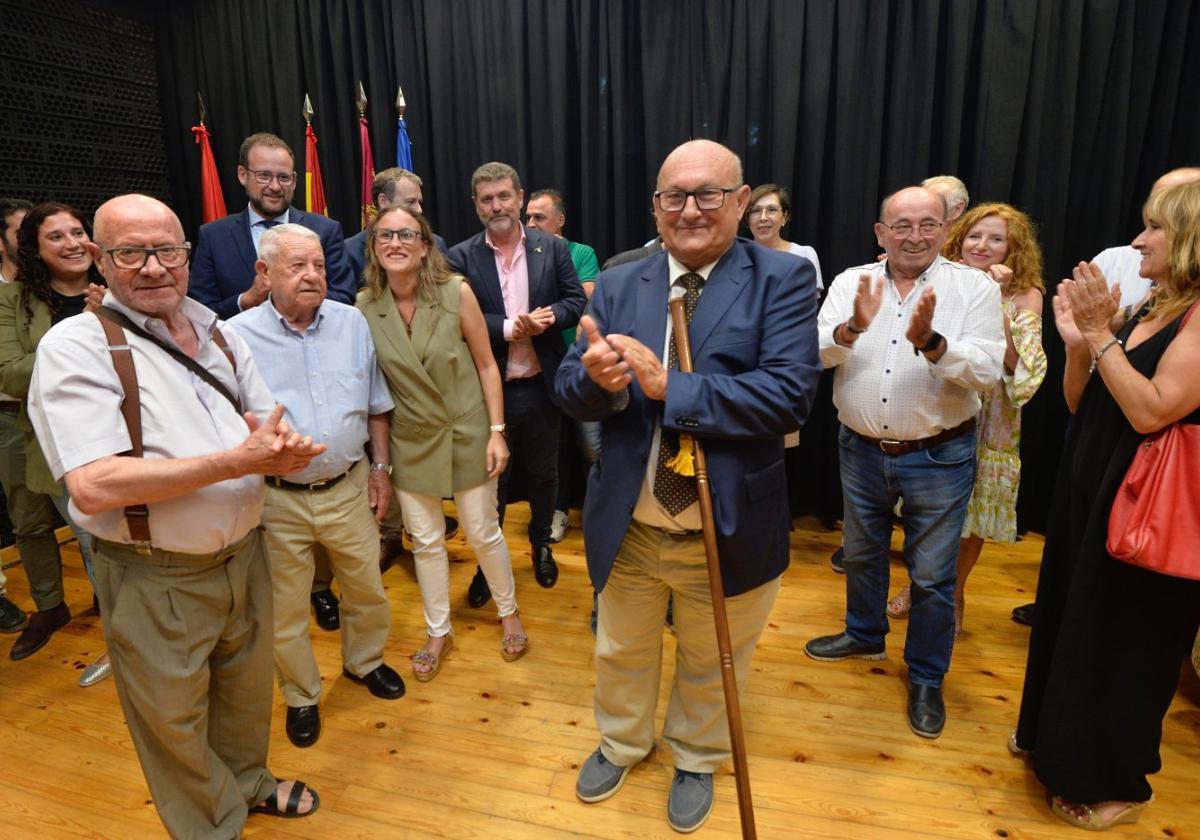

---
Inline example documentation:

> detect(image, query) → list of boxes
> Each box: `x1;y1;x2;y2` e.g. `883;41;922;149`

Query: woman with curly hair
358;206;528;681
0;202;108;681
886;203;1047;635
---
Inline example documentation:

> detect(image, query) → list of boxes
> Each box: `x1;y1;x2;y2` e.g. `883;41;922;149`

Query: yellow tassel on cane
666;436;696;477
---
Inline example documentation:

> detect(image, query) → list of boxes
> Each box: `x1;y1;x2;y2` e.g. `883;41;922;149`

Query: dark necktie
653;272;704;515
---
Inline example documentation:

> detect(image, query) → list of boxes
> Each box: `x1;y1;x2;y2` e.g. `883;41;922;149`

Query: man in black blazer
188;132;356;320
344;167;447;287
447;162;587;596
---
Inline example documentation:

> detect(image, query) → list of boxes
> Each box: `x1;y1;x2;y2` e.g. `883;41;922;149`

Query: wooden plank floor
0;509;1196;839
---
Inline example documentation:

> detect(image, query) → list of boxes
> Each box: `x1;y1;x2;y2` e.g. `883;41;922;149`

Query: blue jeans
838;423;976;687
51;490;97;593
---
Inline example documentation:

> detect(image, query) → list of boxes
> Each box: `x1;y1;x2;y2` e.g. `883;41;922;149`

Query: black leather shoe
1011;603;1035;627
467;566;492;608
9;602;69;660
285;704;321;748
310;590;340;631
0;596;28;634
343;663;406;699
804;632;886;662
379;536;408;574
443;515;460;540
532;544;559;589
908;683;945;739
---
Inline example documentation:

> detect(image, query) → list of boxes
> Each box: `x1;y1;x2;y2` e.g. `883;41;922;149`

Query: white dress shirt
818;256;1005;441
1093;245;1153;307
28;293;275;553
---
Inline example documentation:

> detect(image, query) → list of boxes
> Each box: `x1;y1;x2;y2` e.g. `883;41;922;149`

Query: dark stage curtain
138;0;1199;533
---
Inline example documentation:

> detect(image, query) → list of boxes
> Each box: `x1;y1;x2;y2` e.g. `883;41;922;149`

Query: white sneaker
549;510;569;543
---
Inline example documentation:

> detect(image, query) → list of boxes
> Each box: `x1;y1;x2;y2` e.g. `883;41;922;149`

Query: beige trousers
94;529;277;840
263;459;390;706
595;521;780;774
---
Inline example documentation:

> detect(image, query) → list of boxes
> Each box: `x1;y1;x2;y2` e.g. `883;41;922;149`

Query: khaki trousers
595;521;780;774
263;459;390;706
94;529;276;840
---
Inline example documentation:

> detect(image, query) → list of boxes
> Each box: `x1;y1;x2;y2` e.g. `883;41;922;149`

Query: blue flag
396;117;413;171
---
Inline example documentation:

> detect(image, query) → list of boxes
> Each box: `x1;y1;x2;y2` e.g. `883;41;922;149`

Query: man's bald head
653;140;750;270
656;139;743;192
1152;167;1200;194
93;194;184;247
90;194;190;319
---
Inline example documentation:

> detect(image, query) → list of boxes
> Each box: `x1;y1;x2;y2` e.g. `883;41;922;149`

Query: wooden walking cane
667;296;757;839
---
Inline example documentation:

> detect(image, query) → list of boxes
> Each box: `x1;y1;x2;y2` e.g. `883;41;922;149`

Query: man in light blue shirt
228;224;404;749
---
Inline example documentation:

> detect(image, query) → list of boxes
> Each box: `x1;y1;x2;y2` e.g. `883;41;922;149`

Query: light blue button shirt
227;298;394;484
246;205;290;256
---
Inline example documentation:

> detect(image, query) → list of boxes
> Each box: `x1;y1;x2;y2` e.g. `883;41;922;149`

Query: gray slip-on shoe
667;769;714;833
576;748;630;803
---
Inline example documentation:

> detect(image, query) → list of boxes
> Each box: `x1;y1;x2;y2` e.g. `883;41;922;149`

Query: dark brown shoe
379;536;409;574
9;602;70;660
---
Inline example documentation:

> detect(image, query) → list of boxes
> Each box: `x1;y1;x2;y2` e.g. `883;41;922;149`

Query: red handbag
1106;303;1200;579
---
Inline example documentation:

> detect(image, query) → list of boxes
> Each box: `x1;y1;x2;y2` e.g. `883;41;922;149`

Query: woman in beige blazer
359;206;528;681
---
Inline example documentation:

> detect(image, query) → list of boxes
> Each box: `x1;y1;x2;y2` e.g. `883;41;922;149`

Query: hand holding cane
667;294;757;839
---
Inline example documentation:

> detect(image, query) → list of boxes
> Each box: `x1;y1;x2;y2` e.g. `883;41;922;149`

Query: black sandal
251;780;320;818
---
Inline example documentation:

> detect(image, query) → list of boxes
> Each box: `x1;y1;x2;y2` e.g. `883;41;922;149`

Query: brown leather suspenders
93;309;240;546
95;313;151;543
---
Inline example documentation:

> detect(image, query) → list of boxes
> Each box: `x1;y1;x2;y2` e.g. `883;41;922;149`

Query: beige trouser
263;459;390;706
94;529;277;840
595;521;780;774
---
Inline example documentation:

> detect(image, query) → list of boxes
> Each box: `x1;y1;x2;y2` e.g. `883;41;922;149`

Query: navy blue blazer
188;207;356;319
554;240;821;597
345;228;447;288
447;228;587;396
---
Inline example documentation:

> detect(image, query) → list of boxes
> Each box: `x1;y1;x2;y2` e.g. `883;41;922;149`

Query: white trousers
398;478;518;637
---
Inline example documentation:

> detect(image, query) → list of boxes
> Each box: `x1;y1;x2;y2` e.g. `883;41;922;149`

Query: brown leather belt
856;417;976;456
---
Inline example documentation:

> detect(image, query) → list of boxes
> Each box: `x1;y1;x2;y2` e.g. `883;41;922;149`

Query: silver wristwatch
370;463;393;475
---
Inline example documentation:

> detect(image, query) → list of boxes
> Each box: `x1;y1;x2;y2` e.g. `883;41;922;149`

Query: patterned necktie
653;272;704;515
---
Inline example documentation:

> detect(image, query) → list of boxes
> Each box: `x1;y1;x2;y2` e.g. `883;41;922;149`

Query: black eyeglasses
245;168;297;187
104;244;192;269
375;228;423;245
882;220;942;237
654;187;739;212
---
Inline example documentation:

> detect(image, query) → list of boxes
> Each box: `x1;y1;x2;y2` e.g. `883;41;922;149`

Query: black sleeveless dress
1015;305;1200;804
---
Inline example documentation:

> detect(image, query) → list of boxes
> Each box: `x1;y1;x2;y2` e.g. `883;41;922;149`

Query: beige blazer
358;279;490;498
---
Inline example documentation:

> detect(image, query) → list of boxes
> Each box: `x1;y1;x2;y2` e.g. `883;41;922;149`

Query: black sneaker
829;546;846;573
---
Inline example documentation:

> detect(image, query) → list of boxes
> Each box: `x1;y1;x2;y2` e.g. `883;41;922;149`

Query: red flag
191;124;227;223
359;114;375;229
304;123;328;216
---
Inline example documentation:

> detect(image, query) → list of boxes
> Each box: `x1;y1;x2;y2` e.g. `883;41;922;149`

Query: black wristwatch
913;330;944;356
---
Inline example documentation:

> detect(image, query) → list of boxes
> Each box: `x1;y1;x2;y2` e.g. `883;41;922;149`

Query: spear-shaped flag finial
356;81;368;116
302;93;314;125
196;91;207;126
395;84;406;118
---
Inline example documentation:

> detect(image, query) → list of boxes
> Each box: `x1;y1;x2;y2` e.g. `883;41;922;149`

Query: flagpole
357;81;376;229
302;94;328;216
191;92;227;224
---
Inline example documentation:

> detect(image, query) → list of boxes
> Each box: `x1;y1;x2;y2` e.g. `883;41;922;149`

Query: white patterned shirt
818;256;1004;440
